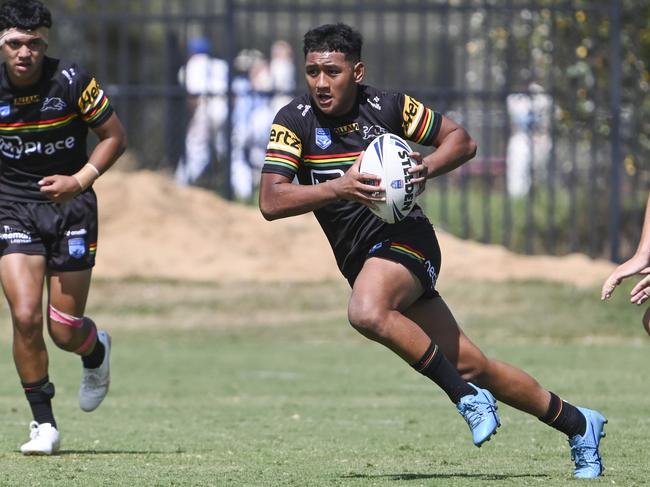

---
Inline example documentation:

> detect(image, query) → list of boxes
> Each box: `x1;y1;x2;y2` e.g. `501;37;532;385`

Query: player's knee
347;298;389;339
11;305;42;335
47;306;86;350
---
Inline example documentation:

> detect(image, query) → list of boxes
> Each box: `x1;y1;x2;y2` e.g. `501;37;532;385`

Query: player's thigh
0;253;47;318
350;257;423;313
404;296;488;374
47;269;92;316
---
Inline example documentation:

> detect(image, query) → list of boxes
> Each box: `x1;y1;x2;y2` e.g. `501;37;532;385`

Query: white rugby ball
359;133;420;223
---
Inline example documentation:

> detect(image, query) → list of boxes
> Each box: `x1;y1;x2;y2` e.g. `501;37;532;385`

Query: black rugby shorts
346;217;441;299
0;190;98;271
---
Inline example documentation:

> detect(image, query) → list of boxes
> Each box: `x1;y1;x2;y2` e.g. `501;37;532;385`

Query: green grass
0;278;648;486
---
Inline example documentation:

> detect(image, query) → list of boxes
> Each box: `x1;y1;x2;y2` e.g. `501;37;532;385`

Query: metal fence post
609;0;622;261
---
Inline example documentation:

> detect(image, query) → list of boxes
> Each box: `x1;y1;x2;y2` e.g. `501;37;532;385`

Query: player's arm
259;155;383;221
409;115;477;184
602;193;650;301
39;113;127;203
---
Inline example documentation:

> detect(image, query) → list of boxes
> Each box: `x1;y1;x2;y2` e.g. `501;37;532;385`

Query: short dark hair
0;0;52;31
303;23;362;63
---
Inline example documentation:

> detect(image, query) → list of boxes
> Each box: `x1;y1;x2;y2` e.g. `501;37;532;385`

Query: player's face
1;33;48;88
305;51;364;117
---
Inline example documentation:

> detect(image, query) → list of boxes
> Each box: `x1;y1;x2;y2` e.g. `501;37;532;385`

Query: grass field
0;278;648;486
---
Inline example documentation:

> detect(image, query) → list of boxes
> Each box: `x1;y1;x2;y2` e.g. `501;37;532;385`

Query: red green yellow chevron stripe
0;112;78;133
89;242;97;255
389;243;425;262
412;107;436;144
82;96;111;124
264;150;300;172
303;151;360;168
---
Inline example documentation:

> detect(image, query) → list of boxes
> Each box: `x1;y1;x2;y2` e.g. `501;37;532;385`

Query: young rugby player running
0;0;126;454
259;23;606;478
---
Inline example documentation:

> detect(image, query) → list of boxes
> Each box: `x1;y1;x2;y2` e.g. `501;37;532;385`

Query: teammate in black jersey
259;23;606;478
0;1;126;455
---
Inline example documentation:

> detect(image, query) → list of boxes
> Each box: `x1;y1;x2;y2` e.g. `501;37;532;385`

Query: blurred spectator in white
175;37;229;186
230;41;296;201
505;83;552;197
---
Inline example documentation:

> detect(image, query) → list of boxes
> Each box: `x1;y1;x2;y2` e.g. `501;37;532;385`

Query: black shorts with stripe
343;217;441;299
0;190;98;271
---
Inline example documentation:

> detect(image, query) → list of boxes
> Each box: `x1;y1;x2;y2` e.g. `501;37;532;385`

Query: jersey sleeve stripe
265;153;299;170
82;96;111;124
412;108;432;143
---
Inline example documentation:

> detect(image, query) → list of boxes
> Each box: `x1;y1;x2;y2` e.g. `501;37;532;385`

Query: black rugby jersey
262;84;442;276
0;56;114;202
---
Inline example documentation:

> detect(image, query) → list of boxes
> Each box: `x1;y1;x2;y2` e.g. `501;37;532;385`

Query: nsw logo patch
68;237;86;259
315;128;331;149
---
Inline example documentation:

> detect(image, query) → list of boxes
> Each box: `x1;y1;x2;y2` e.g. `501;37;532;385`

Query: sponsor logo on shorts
369;242;384;253
0;102;10;117
0;135;76;159
65;228;88;237
68;237;86;258
0;225;31;244
315;128;331;149
424;259;438;288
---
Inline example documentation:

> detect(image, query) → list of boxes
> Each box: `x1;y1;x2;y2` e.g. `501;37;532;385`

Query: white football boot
20;421;60;455
79;330;111;412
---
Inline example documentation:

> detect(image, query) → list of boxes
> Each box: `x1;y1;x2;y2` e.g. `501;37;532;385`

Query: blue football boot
569;407;607;478
456;383;500;447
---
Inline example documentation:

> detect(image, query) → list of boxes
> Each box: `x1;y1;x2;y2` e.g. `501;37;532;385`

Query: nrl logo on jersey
315;128;331;149
41;97;67;112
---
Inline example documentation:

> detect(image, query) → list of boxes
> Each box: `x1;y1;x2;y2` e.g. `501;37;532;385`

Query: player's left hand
407;152;427;195
38;174;82;203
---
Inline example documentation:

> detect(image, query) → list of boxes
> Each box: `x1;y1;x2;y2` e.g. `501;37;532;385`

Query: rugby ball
359;133;420;223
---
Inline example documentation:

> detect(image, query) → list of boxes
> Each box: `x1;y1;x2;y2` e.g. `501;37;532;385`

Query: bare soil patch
94;170;615;287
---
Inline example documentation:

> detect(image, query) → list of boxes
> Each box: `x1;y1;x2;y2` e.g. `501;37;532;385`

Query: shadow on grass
341;472;550;481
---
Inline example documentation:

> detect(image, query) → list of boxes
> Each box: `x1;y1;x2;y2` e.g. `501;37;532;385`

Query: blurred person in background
0;0;126;454
175;36;228;186
231;41;296;202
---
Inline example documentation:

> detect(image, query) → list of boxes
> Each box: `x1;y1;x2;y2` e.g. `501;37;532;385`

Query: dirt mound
94;170;615;287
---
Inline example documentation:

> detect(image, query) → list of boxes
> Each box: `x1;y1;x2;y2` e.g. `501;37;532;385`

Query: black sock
538;392;586;437
22;376;56;428
81;338;105;369
411;342;475;403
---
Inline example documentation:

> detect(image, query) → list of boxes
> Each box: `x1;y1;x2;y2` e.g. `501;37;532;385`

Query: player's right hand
38;174;82;203
330;152;385;209
601;253;650;300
